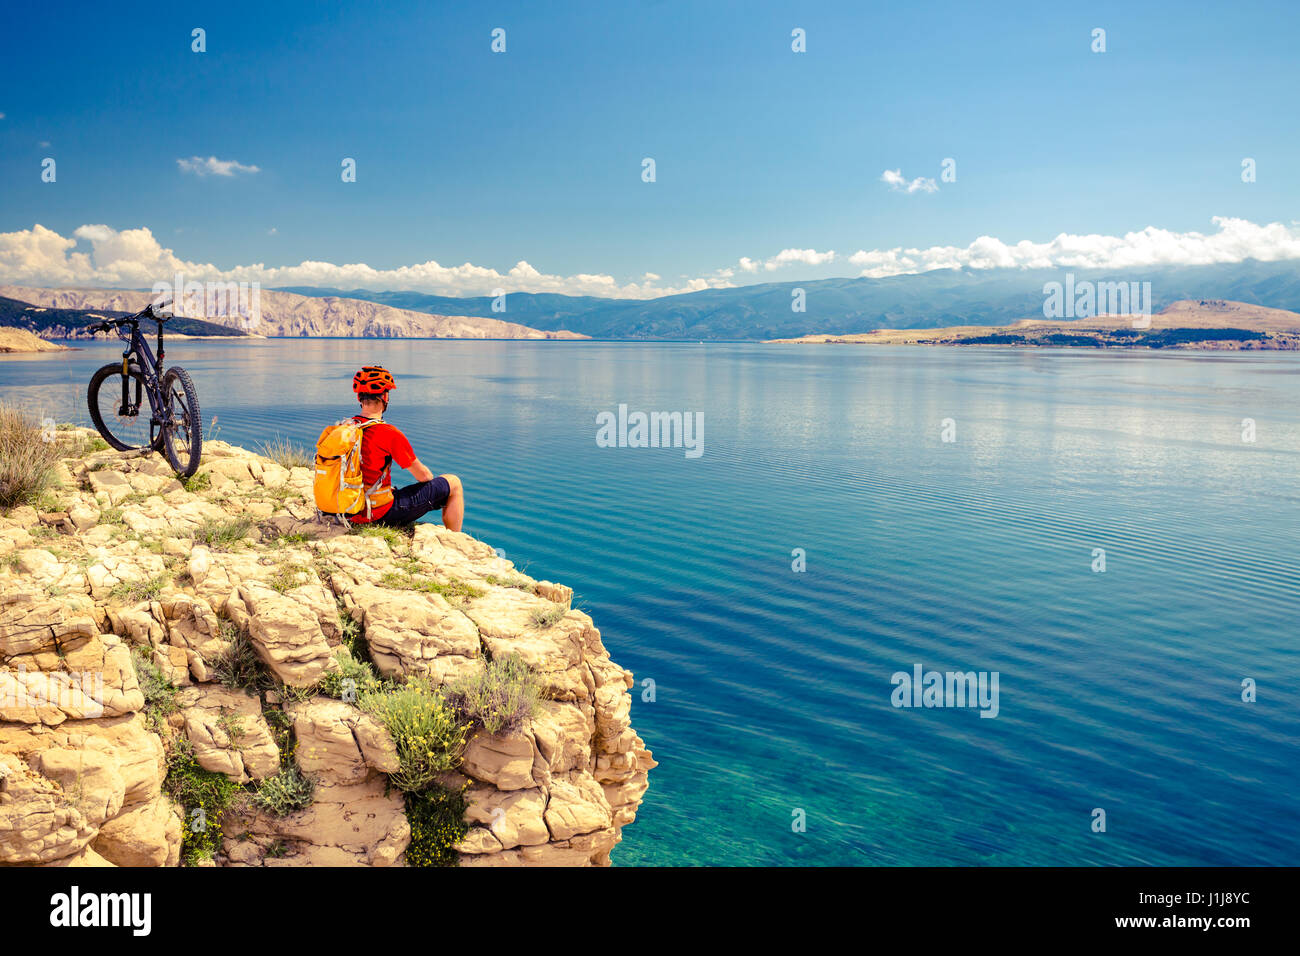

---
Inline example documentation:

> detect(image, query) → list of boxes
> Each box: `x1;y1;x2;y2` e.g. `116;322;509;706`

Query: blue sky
1;0;1298;296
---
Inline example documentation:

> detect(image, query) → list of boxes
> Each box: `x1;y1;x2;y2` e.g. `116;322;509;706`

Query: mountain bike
86;303;203;478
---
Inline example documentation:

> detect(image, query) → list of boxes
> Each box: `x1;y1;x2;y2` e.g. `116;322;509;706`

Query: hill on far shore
275;259;1300;339
766;299;1300;350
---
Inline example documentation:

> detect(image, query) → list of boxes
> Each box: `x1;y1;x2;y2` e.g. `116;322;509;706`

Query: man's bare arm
408;458;435;483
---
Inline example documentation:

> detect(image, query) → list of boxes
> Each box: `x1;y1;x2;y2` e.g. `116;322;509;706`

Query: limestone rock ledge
0;429;655;867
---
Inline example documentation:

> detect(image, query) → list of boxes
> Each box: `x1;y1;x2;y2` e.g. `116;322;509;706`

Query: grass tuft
484;573;533;591
0;403;63;511
108;572;169;605
351;523;407;550
251;765;315;817
181;471;211;493
196;517;253;550
267;558;311;594
529;604;567;629
260;436;313;469
213;622;274;693
379;568;484;602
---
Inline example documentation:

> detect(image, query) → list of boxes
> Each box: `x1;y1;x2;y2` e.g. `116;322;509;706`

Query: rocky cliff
0;431;653;866
0;286;589;340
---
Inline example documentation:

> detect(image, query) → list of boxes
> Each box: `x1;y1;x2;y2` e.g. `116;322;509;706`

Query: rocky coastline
0;429;653;866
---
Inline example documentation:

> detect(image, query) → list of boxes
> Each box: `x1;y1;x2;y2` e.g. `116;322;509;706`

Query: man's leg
439;474;463;532
378;475;463;530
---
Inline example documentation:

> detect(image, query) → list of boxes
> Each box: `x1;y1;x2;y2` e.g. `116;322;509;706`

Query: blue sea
9;339;1299;866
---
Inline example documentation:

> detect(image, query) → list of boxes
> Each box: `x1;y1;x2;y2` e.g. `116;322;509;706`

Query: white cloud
0;113;6;120
177;156;261;177
880;168;938;194
762;248;837;271
0;223;731;298
847;216;1300;278
739;249;836;272
5;218;1300;301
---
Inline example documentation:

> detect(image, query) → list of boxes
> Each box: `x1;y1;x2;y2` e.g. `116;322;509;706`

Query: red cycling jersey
348;415;416;523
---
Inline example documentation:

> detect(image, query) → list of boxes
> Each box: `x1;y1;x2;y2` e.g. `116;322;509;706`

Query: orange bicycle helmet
353;365;397;395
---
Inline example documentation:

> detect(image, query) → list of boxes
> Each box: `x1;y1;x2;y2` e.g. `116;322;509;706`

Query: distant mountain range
0;294;247;339
0;286;586;340
277;259;1300;340
5;260;1298;344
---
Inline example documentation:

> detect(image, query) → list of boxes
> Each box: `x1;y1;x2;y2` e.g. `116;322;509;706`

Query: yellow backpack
313;418;394;520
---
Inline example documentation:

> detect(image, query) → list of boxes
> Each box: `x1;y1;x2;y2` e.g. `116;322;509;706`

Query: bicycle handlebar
85;303;172;335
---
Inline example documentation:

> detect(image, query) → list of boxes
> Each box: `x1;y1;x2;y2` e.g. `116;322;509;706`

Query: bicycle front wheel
87;362;161;451
161;366;203;478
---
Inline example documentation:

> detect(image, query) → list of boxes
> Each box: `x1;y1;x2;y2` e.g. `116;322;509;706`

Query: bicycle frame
110;320;166;429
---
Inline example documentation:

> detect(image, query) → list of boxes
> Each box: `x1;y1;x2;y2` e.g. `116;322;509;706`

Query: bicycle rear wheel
161;366;203;478
87;362;161;451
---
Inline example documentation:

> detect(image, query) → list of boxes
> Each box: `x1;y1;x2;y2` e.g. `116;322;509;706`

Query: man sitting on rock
349;365;464;531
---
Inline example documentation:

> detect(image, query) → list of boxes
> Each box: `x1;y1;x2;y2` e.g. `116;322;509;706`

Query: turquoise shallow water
7;339;1299;866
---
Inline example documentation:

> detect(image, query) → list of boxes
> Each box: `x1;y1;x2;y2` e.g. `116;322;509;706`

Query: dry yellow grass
0;402;63;509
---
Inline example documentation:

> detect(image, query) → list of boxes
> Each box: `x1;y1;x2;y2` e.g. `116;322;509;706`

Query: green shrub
442;655;541;736
131;646;178;731
252;765;315;817
359;678;469;792
0;403;63;511
181;471;211;492
165;741;241;865
318;649;383;702
196;517;252;550
404;783;469;867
